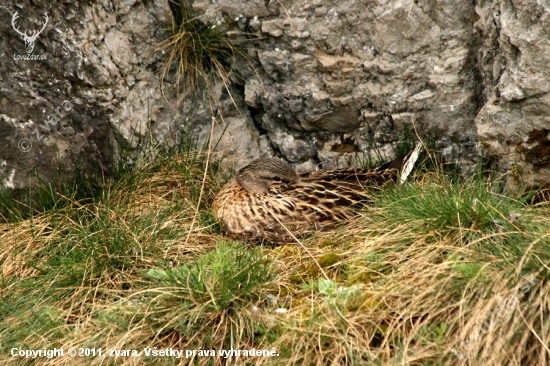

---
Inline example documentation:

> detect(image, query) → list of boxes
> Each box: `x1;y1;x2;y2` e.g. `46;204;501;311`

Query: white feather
400;142;422;185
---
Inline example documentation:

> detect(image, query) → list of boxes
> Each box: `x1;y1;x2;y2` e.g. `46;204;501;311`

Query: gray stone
474;0;550;188
195;116;261;170
3;0;550;209
0;0;169;208
244;78;261;108
258;135;276;158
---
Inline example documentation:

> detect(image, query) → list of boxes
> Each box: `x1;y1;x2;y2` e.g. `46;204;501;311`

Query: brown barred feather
212;144;421;242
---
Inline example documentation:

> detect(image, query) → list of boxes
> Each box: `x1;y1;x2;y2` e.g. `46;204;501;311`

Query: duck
212;143;421;242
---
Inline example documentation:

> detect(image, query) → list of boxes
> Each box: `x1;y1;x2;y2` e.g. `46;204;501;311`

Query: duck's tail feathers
398;142;422;184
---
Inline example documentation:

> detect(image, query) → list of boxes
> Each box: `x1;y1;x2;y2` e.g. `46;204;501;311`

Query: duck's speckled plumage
213;146;421;242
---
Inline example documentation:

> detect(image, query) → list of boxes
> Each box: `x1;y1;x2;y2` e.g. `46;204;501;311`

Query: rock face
195;0;484;172
200;0;550;187
474;0;550;188
1;0;549;208
0;0;174;209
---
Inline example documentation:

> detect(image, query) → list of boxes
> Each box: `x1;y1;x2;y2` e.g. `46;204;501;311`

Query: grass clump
0;148;548;365
160;0;240;98
146;242;272;312
142;242;273;350
372;171;524;237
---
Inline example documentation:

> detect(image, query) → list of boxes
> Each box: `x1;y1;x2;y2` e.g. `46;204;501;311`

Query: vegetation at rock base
0;143;548;366
158;0;245;99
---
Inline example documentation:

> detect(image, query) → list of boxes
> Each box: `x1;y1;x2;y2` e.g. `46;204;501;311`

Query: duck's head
236;158;299;194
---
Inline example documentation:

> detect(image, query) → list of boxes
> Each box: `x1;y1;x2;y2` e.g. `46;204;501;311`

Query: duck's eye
273;176;282;181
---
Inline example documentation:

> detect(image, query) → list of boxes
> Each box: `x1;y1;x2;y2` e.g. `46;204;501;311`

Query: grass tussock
159;0;241;99
0;149;549;365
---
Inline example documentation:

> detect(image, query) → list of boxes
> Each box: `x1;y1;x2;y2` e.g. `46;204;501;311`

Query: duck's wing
269;178;368;223
300;142;423;186
270;143;424;222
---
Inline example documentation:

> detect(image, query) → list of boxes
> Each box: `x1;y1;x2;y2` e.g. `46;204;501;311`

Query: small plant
159;0;239;98
418;322;447;346
141;242;274;349
146;241;272;312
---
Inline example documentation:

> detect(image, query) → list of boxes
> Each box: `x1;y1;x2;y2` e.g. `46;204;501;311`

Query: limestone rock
3;0;550;210
201;0;481;171
0;0;173;211
194;116;261;170
474;0;550;188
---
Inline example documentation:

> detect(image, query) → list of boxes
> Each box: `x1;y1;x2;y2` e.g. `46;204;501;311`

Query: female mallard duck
213;144;421;241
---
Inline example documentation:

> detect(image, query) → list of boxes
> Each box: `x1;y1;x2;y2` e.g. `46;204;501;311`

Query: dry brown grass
0;152;548;365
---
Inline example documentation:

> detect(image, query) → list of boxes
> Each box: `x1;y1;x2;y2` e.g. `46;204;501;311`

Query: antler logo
11;11;48;54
